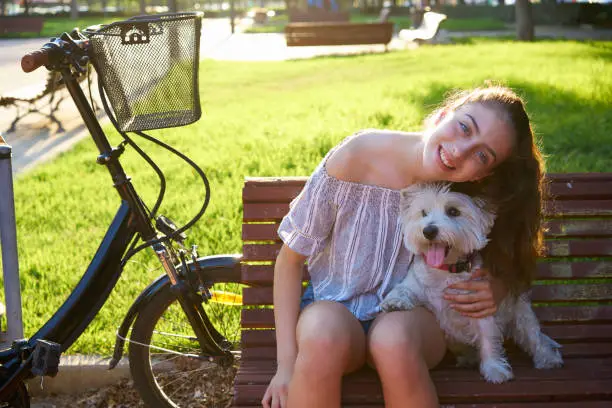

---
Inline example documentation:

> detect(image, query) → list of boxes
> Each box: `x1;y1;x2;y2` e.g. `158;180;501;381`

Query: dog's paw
380;297;414;312
534;346;564;369
480;358;514;384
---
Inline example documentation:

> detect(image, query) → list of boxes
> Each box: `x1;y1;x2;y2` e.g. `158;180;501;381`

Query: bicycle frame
0;49;224;402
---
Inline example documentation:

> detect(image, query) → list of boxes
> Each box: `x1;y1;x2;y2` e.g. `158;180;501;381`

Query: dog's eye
421;210;427;217
446;207;460;217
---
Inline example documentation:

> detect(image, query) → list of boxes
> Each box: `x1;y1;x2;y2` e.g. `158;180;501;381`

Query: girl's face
422;103;515;183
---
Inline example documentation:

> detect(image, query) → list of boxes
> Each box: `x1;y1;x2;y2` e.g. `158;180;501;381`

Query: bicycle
0;12;244;408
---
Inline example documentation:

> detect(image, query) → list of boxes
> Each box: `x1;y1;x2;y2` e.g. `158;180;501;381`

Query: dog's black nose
423;224;438;240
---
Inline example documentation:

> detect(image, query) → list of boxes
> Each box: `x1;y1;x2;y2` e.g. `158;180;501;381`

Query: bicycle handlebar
21;49;50;73
21;35;90;74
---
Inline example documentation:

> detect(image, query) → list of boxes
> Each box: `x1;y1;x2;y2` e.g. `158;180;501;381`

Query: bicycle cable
120;129;211;265
94;74;211;267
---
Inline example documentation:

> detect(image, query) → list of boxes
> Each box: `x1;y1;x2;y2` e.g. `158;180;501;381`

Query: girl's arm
262;244;307;408
274;244;307;368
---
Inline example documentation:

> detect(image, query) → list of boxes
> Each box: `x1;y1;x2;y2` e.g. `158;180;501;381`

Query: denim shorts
300;283;374;334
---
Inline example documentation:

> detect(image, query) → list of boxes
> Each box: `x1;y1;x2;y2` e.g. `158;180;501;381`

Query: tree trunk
23;0;29;15
1;0;6;16
139;0;145;13
515;0;534;41
71;0;79;19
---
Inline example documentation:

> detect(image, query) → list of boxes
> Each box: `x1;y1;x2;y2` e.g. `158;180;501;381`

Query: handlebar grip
21;49;50;73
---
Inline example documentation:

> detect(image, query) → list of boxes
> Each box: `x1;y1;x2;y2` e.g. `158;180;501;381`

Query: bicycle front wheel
129;278;242;408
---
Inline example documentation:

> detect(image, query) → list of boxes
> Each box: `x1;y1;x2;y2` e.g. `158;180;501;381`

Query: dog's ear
474;197;496;214
399;185;422;214
474;197;497;231
400;184;422;203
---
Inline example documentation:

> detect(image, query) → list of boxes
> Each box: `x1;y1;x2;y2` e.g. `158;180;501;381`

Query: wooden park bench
0;16;44;36
285;8;393;48
233;172;612;406
399;10;448;44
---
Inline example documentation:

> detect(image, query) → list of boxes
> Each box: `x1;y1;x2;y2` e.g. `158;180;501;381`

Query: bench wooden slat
241;342;612;361
235;403;612;408
544;219;612;238
242;175;612;202
237;356;612;377
242;239;612;262
240;305;612;329
241;261;612;285
234;378;612;405
241;324;612;348
243;219;612;241
242;284;612;306
243;200;612;222
242;283;612;306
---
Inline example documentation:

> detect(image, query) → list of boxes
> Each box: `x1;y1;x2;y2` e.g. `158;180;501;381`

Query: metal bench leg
7;105;25;133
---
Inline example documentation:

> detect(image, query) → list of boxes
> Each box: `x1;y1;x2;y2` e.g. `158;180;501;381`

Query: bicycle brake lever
156;215;187;244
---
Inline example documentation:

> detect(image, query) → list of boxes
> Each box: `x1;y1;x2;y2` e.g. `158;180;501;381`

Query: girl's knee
368;309;446;370
296;301;365;373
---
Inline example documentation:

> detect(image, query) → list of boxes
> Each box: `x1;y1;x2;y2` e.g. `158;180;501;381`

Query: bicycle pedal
31;339;61;378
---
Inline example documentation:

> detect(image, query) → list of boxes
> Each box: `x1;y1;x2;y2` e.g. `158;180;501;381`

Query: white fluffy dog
380;183;563;383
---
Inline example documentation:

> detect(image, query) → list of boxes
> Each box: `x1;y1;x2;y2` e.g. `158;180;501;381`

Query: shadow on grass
410;80;611;173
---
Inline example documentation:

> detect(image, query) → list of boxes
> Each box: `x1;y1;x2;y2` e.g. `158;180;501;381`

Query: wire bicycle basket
88;12;203;132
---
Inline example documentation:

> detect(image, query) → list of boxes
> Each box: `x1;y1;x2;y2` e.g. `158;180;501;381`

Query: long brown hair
429;84;546;294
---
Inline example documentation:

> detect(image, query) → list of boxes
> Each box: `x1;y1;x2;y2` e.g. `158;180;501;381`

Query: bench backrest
0;17;44;34
285;22;394;47
240;173;612;360
419;11;447;37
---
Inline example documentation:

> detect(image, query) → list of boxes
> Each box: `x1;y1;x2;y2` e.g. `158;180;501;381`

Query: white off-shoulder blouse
278;135;414;321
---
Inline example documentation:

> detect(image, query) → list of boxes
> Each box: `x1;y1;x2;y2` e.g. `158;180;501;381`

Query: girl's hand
443;268;506;318
262;365;293;408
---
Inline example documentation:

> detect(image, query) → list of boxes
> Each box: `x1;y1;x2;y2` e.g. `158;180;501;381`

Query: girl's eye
459;121;470;135
446;207;460;217
476;151;489;165
421;210;427;217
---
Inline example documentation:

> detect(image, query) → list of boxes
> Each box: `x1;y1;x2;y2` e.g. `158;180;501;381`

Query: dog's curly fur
380;183;563;383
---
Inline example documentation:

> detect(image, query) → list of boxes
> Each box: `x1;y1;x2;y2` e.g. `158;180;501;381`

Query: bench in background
0;16;44;35
233;173;612;407
285;7;393;48
399;11;448;44
285;21;394;47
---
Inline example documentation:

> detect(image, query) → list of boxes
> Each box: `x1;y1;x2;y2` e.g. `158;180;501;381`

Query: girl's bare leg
287;300;366;408
367;307;447;408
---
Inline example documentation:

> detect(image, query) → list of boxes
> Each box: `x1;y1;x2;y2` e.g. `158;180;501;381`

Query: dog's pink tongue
425;243;446;268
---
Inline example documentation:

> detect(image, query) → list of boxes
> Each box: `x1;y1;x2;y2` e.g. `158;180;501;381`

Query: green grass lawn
244;14;507;34
0;16;123;38
5;39;612;356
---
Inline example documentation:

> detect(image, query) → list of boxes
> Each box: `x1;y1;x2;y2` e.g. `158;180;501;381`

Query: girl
262;84;545;408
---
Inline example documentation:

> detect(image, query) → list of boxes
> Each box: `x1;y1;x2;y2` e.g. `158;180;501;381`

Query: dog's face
399;183;496;266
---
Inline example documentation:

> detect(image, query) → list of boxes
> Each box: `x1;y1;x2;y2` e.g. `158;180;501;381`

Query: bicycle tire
129;276;242;408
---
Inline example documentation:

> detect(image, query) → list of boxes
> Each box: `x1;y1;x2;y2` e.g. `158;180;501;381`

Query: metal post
0;134;24;344
230;0;235;34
